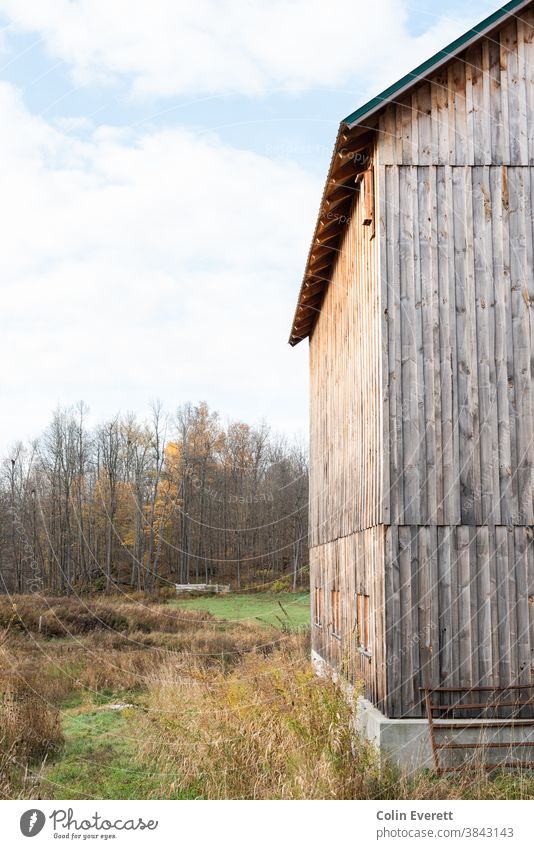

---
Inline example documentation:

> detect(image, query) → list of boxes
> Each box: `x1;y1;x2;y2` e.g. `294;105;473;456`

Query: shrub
270;576;292;593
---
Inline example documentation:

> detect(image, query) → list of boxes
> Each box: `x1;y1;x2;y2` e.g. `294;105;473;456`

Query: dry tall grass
0;593;289;798
137;634;391;799
136;635;534;800
0;594;211;636
2;594;534;800
0;655;64;799
2;681;63;763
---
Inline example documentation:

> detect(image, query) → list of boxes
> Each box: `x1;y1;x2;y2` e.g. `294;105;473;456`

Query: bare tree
0;402;309;594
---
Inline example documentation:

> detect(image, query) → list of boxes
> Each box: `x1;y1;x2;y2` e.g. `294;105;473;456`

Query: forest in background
0;401;308;594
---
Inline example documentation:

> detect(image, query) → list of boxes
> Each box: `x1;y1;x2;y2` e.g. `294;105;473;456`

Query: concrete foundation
311;650;534;772
355;696;433;769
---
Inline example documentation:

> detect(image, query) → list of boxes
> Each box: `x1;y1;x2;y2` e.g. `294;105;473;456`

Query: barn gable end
298;0;534;719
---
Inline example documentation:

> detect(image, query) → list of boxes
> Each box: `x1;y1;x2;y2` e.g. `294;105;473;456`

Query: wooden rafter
289;125;373;345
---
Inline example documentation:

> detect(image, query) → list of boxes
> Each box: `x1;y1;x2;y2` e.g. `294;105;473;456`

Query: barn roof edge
288;0;533;346
343;0;532;129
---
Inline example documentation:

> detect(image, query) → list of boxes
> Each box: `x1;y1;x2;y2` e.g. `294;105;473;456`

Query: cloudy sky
0;0;496;451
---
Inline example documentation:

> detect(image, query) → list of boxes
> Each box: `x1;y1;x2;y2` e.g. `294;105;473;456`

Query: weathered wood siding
377;9;534;168
309;152;384;701
378;162;534;527
309;5;534;718
374;8;534;715
309;164;381;545
311;526;387;711
385;525;534;717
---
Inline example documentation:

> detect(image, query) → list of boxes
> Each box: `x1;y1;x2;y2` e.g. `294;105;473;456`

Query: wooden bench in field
174;583;230;594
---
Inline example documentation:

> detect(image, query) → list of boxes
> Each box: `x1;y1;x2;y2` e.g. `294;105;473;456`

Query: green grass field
42;699;196;800
170;591;310;630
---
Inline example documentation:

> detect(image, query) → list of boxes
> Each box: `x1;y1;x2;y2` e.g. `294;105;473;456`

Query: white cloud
0;0;498;450
0;0;492;98
0;82;315;449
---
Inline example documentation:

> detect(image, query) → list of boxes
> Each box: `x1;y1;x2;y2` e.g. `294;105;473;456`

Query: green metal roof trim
289;0;534;345
343;0;532;128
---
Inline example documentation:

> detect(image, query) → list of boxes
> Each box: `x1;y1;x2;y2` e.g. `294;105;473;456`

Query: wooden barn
290;0;534;732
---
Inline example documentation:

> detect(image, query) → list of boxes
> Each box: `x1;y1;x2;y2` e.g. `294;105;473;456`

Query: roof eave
288;124;374;346
288;0;533;346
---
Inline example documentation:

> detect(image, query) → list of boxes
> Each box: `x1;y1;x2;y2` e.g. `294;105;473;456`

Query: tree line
0;402;308;594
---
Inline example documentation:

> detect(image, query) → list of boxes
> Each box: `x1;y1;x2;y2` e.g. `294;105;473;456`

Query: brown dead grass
2;594;534;800
135;635;534;800
136;634;388;799
0;669;63;799
0;593;287;798
0;594;212;637
1;680;63;763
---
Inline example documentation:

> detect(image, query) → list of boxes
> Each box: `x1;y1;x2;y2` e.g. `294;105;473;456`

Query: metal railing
421;684;534;774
